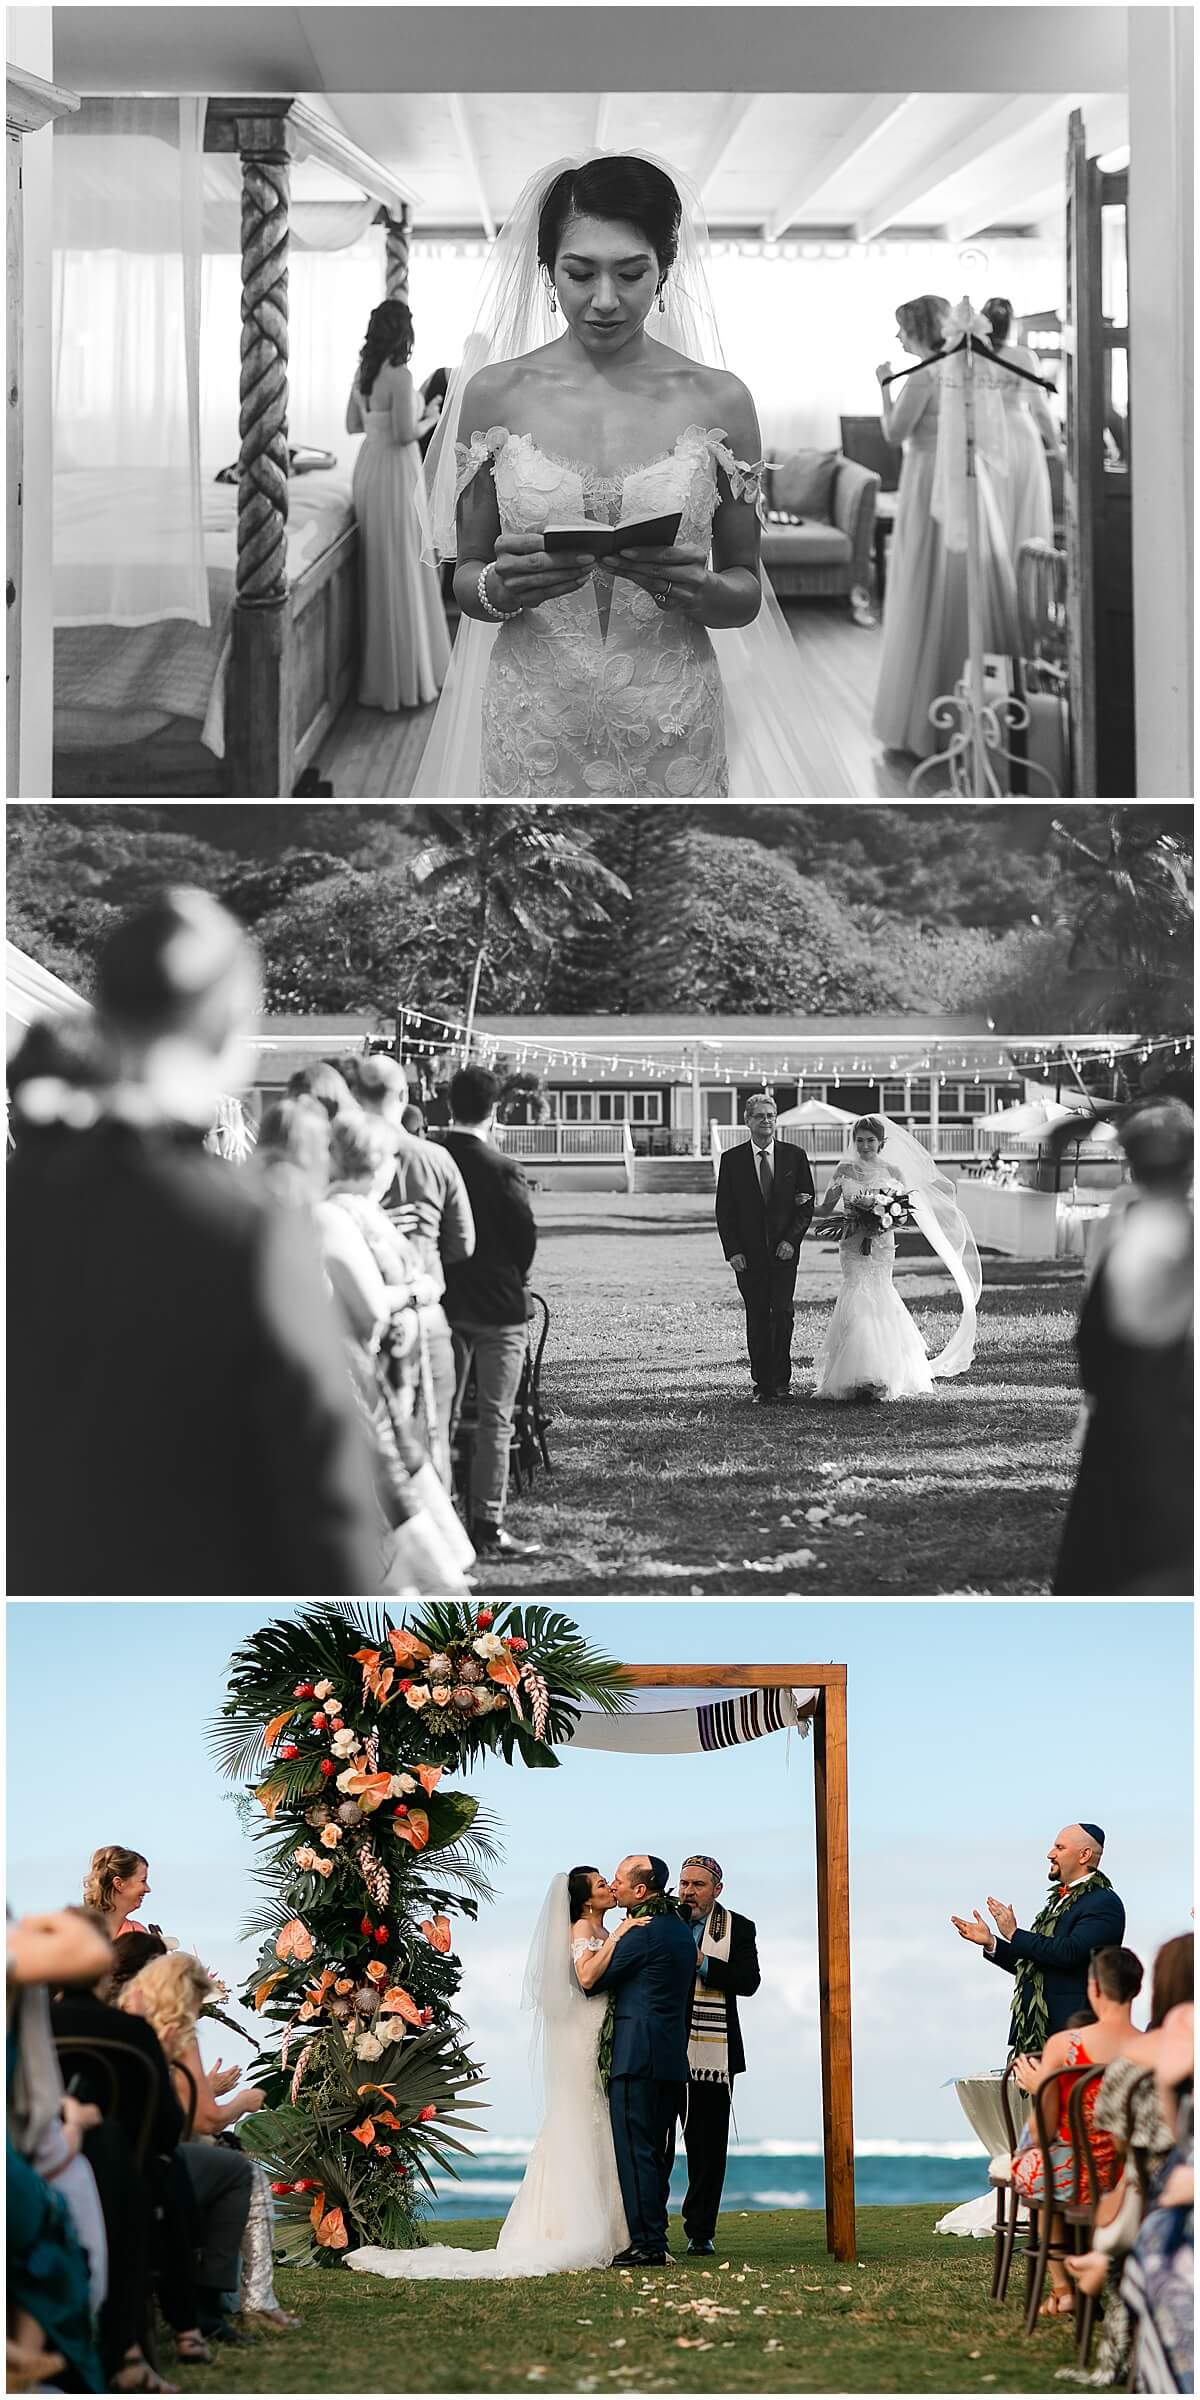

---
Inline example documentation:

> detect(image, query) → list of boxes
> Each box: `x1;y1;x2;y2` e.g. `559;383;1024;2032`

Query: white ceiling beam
693;93;759;202
942;95;1131;243
764;94;916;241
446;91;495;239
855;95;1063;241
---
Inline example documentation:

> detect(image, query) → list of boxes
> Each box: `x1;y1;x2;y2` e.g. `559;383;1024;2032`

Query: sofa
759;448;880;610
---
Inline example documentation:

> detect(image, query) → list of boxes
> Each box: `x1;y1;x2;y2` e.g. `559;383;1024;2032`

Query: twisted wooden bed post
228;118;292;793
383;205;411;304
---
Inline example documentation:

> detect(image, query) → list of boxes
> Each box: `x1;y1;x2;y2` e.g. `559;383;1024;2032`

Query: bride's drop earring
548;283;557;315
658;283;666;312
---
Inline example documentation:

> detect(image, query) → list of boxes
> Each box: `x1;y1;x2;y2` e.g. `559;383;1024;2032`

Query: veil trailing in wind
411;151;854;797
842;1116;983;1377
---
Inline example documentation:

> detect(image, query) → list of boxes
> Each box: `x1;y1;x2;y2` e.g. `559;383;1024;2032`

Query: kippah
1079;1823;1105;1848
646;1855;669;1892
683;1854;723;1884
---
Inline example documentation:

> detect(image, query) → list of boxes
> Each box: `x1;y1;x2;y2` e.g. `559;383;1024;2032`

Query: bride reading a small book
413;153;853;798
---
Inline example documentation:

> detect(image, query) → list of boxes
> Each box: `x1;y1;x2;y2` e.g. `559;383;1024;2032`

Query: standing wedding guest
670;1856;761;2256
418;365;450;460
715;1092;814;1404
352;1051;475;1483
442;1066;540;1560
7;890;381;1596
347;299;451;711
1054;1099;1193;1596
952;1822;1126;2049
81;1848;151;1942
285;1061;355;1122
255;1094;332;1210
980;297;1062;559
871;294;1017;761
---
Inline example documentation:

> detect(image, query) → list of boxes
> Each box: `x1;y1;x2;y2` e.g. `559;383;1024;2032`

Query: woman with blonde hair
82;1846;151;1941
119;1956;299;2340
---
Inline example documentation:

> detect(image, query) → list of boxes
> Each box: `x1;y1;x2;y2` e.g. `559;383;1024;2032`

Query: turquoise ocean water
428;2141;991;2221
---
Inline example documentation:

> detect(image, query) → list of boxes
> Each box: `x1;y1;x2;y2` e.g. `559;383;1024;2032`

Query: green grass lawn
478;1195;1083;1594
185;2208;1086;2392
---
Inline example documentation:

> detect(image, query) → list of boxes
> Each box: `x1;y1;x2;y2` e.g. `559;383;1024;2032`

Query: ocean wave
433;2177;522;2199
458;2138;986;2163
748;2189;816;2208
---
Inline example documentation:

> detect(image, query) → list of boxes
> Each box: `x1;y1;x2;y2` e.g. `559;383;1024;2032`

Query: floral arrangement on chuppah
209;1602;627;2263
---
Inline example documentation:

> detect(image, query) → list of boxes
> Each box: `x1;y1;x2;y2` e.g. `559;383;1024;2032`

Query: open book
542;509;682;558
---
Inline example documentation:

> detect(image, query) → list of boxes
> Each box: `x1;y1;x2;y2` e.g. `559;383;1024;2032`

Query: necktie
757;1146;773;1204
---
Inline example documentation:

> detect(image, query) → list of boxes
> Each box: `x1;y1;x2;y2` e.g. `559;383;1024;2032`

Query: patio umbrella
976;1099;1079;1136
775;1098;859;1126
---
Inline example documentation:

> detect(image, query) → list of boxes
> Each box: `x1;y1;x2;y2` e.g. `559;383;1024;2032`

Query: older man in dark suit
715;1091;816;1403
671;1854;761;2254
952;1821;1126;2051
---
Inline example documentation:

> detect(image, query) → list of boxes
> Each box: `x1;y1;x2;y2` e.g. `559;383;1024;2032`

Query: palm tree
1050;809;1193;1030
408;807;630;1024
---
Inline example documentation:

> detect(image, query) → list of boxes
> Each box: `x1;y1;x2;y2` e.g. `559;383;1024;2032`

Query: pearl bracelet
477;564;522;621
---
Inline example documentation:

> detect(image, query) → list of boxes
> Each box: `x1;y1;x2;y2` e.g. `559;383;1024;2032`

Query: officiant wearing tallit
670;1856;761;2255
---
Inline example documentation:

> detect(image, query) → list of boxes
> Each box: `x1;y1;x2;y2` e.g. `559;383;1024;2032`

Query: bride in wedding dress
412;152;854;797
344;1870;637;2280
814;1114;983;1402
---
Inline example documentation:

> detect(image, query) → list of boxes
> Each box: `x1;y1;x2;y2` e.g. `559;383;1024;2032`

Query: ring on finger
653;582;672;608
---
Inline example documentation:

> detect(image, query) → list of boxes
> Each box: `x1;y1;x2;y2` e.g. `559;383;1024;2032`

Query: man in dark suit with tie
715;1091;816;1404
951;1822;1126;2051
591;1855;698;2266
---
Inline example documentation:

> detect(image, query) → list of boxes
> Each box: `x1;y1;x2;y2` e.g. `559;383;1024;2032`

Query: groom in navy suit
715;1092;816;1403
592;1855;697;2266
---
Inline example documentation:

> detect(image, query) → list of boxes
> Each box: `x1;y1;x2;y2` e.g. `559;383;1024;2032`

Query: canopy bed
52;95;417;796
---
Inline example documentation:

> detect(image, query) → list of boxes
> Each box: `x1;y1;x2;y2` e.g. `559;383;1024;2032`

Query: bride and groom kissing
346;1854;760;2282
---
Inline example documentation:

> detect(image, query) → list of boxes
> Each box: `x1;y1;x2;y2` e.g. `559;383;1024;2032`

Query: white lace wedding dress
456;423;756;797
814;1162;936;1402
344;1930;628;2281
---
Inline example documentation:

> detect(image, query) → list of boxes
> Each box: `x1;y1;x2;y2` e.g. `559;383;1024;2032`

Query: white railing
495;1122;629;1160
710;1121;997;1169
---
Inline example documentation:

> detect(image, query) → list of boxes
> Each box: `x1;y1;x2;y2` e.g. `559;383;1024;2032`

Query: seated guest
7;891;381;1597
1064;1936;1194;2378
118;1954;260;2353
1010;1945;1143;2315
443;1067;540;1560
8;1908;113;2393
82;1848;152;1944
952;1821;1125;2043
1120;2002;1193;2393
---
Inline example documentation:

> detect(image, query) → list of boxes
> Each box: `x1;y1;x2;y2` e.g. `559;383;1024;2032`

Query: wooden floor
316;600;915;800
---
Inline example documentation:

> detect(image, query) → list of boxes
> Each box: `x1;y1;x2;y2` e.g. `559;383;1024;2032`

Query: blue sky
6;1601;1191;2148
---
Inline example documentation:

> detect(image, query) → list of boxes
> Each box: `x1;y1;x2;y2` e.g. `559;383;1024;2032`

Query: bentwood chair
53;2031;160;2169
1065;2067;1109;2365
1020;2063;1096;2333
991;2059;1028;2302
453;1291;554;1506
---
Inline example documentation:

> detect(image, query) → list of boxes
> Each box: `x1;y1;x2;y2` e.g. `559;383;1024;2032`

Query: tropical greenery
209;1602;628;2260
7;805;1192;1047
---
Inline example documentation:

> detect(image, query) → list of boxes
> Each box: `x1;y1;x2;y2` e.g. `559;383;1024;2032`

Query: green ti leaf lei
1007;1870;1114;2057
597;1892;687;2095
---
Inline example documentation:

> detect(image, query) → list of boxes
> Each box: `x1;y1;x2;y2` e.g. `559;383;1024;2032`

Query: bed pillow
768;449;839;521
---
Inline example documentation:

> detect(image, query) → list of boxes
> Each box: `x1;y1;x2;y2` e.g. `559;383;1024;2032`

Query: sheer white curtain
199;225;388;476
52;98;209;626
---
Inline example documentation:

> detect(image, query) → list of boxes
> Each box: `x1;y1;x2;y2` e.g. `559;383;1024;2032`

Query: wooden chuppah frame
618;1662;855;2263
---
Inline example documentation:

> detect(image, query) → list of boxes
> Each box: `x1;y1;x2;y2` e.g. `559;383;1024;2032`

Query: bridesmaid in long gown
871;293;1017;761
981;296;1063;561
346;300;451;712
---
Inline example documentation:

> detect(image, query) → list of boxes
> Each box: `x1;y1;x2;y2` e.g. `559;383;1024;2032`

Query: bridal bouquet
838;1187;916;1253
